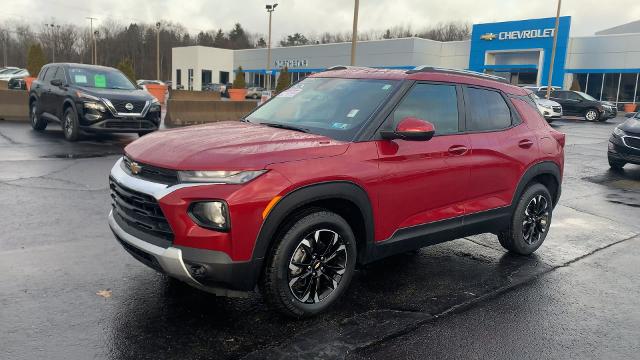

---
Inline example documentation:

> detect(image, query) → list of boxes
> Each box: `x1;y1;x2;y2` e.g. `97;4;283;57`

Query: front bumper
608;138;640;165
80;117;159;133
109;210;251;297
603;107;618;119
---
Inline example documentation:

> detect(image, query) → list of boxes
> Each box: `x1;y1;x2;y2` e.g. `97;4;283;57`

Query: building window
188;69;193;91
201;70;212;87
176;69;181;87
585;73;603;100
602;73;619;102
619;73;639;103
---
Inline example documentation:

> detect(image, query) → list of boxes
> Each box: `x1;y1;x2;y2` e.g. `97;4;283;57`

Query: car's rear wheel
608;156;626;170
63;107;80;141
584;108;599;121
30;101;47;131
498;183;553;255
260;210;357;318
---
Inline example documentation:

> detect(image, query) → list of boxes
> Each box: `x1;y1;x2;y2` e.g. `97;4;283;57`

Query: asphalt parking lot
1;117;639;360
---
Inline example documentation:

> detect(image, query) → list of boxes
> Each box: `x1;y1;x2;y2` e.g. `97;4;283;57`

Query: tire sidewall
63;107;79;141
584;108;599;121
511;184;553;255
272;212;357;316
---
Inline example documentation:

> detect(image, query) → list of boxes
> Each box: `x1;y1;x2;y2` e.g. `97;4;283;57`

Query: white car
0;68;29;81
531;93;562;122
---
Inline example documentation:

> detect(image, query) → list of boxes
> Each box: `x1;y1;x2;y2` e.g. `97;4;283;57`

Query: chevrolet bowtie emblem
480;33;497;41
129;161;142;175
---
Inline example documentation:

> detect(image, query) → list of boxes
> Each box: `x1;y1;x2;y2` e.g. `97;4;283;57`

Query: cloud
2;0;638;40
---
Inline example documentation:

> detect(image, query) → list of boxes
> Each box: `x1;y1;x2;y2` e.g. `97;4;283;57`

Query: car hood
74;86;154;102
619;118;640;135
124;121;349;170
536;98;560;107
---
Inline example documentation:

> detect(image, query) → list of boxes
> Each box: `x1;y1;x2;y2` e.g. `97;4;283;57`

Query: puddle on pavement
41;152;122;159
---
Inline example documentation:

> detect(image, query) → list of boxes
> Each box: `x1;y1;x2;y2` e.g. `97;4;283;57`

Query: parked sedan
608;114;640;169
531;93;562;122
246;86;266;99
0;67;29;81
537;90;616;122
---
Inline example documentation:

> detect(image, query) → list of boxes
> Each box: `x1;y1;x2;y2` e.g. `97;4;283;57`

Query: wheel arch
512;161;562;208
253;181;375;269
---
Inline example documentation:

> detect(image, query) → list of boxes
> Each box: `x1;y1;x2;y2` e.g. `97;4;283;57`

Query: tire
584;108;599;121
30;100;47;131
62;107;80;141
608;156;626;170
498;183;553;255
260;210;357;318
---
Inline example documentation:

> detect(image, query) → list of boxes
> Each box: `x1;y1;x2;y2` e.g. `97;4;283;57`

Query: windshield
67;67;136;90
575;91;597;101
245;77;399;141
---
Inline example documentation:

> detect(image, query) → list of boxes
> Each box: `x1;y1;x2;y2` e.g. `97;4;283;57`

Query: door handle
448;145;468;156
518;139;534;149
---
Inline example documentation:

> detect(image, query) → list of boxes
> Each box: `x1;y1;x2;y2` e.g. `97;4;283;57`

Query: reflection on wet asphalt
0;117;639;359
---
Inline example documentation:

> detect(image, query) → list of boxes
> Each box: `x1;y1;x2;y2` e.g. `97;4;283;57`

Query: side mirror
381;117;435;141
50;79;63;87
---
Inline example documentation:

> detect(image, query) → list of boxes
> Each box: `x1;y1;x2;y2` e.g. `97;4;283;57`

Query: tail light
550;129;566;148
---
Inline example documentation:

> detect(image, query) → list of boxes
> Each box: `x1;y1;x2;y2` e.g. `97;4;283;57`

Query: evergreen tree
26;43;46;77
232;66;246;88
275;67;290;93
116;58;136;83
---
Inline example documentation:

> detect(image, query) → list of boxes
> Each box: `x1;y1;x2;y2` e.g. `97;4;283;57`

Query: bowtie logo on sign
481;28;555;41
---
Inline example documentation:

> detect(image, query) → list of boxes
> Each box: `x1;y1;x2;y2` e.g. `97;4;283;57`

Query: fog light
189;201;229;231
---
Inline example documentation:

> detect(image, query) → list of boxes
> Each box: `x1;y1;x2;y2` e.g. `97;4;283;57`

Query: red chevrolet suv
108;66;565;317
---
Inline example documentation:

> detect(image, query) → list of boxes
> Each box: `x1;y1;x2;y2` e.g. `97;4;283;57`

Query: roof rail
324;65;351;71
406;66;510;84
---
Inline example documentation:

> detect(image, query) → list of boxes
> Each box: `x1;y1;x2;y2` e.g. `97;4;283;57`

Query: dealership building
172;17;640;105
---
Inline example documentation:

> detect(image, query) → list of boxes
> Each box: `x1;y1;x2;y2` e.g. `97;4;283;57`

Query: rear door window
465;87;512;131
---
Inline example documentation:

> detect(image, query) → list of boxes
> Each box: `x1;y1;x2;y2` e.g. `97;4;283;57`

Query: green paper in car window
94;74;107;88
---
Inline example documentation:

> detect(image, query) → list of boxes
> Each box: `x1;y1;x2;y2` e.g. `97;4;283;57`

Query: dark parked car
28;63;161;141
537;90;616;121
608;113;640;169
109;66;565;317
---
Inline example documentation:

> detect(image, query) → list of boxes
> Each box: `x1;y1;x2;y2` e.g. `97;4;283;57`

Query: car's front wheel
30;100;47;131
63;107;81;141
584;108;600;121
608;156;626;170
498;183;553;255
260;210;357;317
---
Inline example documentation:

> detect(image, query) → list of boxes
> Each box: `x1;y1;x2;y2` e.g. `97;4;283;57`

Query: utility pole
1;31;7;67
156;22;161;80
265;3;277;90
93;30;99;64
86;17;97;64
350;0;359;66
546;0;562;99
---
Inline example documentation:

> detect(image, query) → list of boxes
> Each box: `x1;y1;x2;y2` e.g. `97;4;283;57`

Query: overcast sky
2;0;639;41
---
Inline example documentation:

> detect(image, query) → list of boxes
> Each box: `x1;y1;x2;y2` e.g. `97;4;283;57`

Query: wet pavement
0;117;639;359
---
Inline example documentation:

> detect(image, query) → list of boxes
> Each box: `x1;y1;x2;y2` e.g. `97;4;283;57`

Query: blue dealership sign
469;17;571;87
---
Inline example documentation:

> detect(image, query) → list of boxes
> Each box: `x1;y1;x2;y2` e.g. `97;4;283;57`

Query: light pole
45;23;59;62
86;17;97;64
93;30;99;64
546;0;562;99
265;3;277;90
350;0;359;66
156;22;161;80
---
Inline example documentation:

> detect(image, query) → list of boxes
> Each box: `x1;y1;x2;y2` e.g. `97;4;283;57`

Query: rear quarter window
465;87;512;131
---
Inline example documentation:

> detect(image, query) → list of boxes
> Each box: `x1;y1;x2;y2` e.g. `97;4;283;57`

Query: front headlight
84;101;107;112
189;201;229;231
178;170;267;184
149;99;161;112
539;103;553;110
613;127;625;137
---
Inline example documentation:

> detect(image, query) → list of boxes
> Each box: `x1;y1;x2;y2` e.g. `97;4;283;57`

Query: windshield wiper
259;122;309;133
